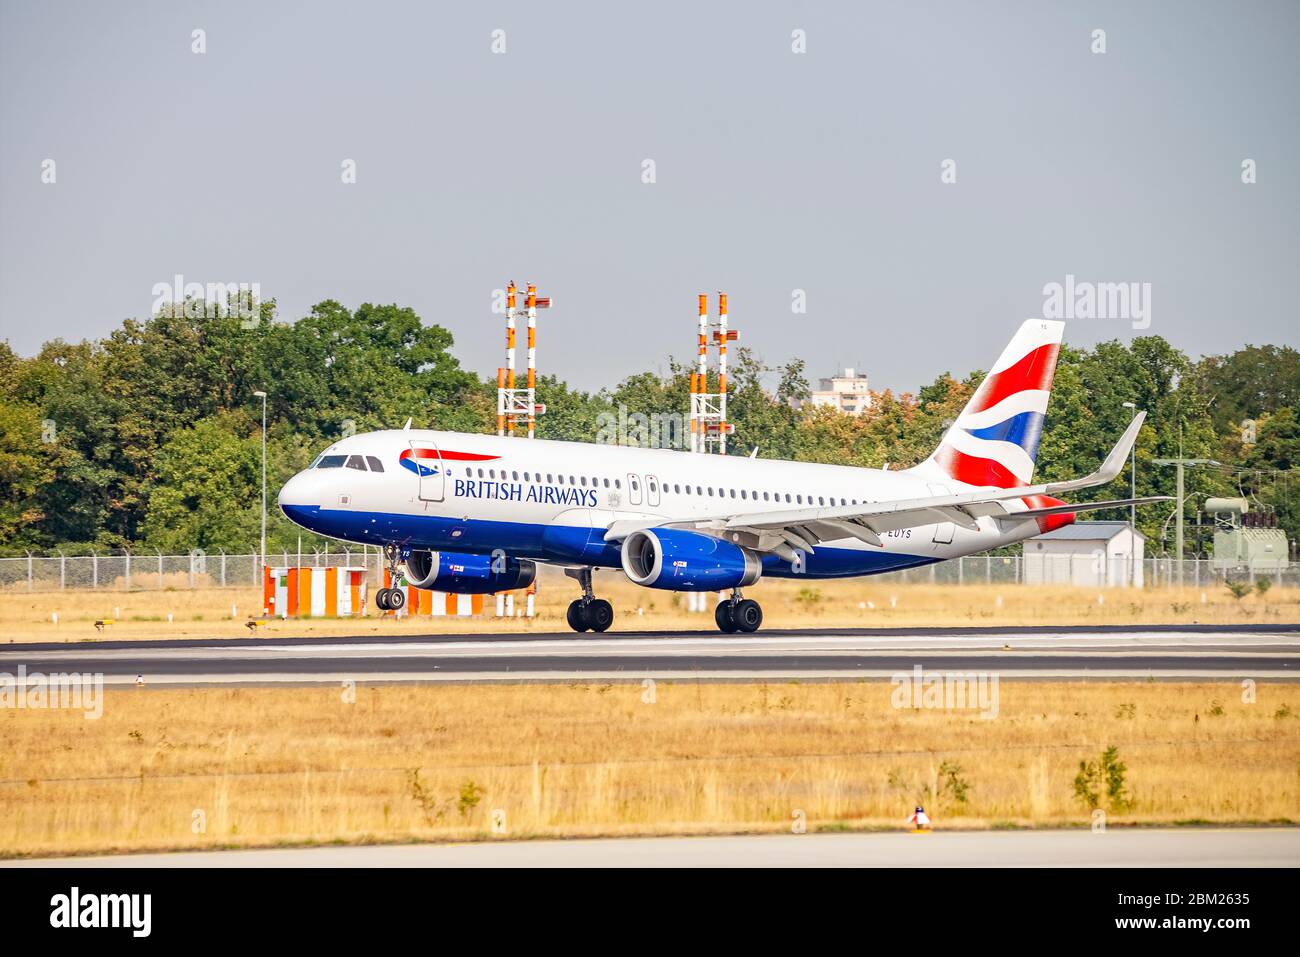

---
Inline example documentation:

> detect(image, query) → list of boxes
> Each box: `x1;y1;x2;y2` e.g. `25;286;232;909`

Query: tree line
1;299;1296;557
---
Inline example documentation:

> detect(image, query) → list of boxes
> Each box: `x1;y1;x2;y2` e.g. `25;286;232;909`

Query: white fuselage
278;429;1044;581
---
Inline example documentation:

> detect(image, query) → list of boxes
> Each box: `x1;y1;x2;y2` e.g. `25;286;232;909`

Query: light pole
253;390;267;572
1122;402;1139;531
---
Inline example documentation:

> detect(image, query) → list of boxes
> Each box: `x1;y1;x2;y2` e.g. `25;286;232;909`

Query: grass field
2;571;1297;643
1;681;1296;857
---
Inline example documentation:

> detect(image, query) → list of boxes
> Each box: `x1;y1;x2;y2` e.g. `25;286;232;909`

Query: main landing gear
716;589;763;633
375;543;406;612
564;567;613;633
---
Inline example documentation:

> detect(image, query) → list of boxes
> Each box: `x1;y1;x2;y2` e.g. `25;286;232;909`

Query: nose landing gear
375;543;407;612
564;567;614;633
715;590;762;633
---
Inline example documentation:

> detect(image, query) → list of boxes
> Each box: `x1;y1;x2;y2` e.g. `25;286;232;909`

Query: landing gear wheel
732;599;763;633
386;587;406;612
375;588;391;610
715;600;739;633
567;599;590;633
585;599;614;633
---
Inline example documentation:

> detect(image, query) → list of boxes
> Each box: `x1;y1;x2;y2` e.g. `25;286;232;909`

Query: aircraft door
927;483;954;544
646;475;661;507
407;438;445;502
627;474;643;506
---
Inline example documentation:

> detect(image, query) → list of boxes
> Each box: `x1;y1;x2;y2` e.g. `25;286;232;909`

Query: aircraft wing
603;413;1157;561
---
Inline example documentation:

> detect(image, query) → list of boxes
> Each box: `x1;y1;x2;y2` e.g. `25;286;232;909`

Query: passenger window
366;456;384;472
346;455;368;471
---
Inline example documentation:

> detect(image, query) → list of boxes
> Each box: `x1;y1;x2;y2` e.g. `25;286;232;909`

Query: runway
8;828;1298;867
2;624;1296;685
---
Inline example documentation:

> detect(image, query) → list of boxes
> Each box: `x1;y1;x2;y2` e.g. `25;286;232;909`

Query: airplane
277;319;1168;633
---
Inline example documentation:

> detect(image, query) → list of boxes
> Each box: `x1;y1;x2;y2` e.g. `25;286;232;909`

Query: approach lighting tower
497;281;550;438
689;291;738;454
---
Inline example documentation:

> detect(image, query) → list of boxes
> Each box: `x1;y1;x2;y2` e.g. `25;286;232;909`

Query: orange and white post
716;292;728;454
526;283;538;439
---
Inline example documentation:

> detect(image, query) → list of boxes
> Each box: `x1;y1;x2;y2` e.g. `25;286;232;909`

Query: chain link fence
875;554;1297;589
0;549;1294;593
0;549;384;593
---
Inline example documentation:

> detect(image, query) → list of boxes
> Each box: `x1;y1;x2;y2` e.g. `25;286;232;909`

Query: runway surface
2;624;1296;685
8;828;1298;867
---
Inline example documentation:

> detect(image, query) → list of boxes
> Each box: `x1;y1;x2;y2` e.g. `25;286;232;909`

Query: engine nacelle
401;550;536;594
620;528;762;591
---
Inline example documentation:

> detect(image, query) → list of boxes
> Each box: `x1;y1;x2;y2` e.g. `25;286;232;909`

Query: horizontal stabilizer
996;495;1172;521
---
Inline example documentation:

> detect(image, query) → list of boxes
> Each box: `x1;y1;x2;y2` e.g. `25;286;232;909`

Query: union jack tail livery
917;319;1064;489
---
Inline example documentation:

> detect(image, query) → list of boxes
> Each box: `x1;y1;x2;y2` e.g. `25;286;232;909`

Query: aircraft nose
277;470;316;514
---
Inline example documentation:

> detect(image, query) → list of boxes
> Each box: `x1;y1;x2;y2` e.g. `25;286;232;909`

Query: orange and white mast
717;291;729;454
497;282;517;437
691;293;708;453
526;283;538;439
690;290;737;454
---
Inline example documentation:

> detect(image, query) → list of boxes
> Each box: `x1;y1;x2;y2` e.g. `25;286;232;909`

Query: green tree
0;399;54;548
143;415;264;552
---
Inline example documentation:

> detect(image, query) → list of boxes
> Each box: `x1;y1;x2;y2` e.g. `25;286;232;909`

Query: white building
1023;520;1145;587
805;368;873;416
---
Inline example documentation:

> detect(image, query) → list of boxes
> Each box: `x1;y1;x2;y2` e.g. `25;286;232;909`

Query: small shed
1023;521;1145;587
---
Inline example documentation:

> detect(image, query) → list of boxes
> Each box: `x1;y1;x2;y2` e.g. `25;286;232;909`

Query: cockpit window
366;456;384;472
316;455;347;469
346;455;368;471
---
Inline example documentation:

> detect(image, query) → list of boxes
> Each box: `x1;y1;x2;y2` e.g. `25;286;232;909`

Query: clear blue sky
2;0;1296;393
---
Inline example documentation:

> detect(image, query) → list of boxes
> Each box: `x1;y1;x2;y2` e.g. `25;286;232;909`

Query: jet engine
401;550;536;594
620;528;762;591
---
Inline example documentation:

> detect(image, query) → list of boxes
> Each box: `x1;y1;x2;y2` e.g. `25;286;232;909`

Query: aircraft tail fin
912;319;1065;488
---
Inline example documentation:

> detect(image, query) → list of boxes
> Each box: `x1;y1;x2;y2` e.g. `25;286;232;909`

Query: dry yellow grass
1;681;1296;857
2;572;1297;643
